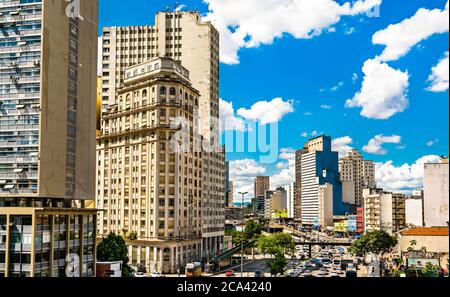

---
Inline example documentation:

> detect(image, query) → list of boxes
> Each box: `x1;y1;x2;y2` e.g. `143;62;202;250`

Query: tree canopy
348;230;398;257
97;233;133;276
257;232;295;256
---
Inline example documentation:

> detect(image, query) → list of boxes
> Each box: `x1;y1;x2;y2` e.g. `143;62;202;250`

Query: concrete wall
405;199;424;227
424;163;449;227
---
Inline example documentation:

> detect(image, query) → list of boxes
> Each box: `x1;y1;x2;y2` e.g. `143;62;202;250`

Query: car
225;270;235;277
295;245;303;250
330;272;339;277
254;270;264;278
133;272;147;277
150;272;162;278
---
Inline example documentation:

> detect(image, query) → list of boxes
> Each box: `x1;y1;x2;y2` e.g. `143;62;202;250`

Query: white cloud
375;155;442;192
229;159;266;200
332;136;354;158
320;104;332;109
346;59;409;119
352;73;359;83
203;0;382;64
345;27;356;35
331;81;345;92
426;139;439;147
427;51;449;92
276;162;289;169
237;97;294;125
300;132;308;138
372;3;449;62
362;134;401;155
304;112;313;116
175;4;186;12
271;148;296;187
311;130;318;137
219;99;246;132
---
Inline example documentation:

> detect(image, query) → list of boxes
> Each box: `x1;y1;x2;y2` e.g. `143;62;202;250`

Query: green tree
231;230;246;246
257;232;295;257
348;230;398;258
267;253;288;277
422;262;440;277
244;220;262;240
97;233;133;277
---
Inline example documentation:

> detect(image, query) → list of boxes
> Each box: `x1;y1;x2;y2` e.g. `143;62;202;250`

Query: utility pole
238;191;248;278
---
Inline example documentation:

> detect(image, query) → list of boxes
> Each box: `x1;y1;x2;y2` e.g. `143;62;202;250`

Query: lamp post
238;191;248;278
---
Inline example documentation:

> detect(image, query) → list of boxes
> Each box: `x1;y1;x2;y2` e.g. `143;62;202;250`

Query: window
169;87;176;96
160;87;166;95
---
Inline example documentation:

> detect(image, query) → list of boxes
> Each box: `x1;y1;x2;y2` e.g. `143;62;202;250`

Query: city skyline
99;0;449;201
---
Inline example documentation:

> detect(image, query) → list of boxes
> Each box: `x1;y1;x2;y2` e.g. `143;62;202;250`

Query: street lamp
238;191;248;278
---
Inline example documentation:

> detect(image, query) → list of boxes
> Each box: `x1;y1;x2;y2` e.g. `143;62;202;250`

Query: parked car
150;272;162;278
133;272;147;278
225;270;235;277
254;270;264;277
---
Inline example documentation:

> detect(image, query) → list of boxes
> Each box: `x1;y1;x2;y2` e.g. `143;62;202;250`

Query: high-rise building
362;188;406;234
295;149;307;221
97;58;203;274
99;10;225;263
339;149;375;205
227;180;234;207
100;11;219;142
254;176;270;198
283;183;295;219
298;136;343;226
424;158;449;227
264;190;274;219
318;183;334;228
0;0;98;277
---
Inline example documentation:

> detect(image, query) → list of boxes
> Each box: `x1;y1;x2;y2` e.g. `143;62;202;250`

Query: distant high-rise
424;158;449;227
0;0;98;277
254;176;270;198
297;136;343;226
339;149;376;205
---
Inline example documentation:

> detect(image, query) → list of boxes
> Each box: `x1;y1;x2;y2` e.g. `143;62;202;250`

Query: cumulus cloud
375;155;442;192
362;134;401;155
372;3;449;62
219;99;246;132
427;51;449;92
332;136;354;158
237;97;294;125
320;104;333;109
229;159;266;200
175;4;186;12
203;0;382;64
271;148;296;187
346;59;409;119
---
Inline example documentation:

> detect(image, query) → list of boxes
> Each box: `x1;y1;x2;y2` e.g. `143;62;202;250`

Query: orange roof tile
400;227;449;236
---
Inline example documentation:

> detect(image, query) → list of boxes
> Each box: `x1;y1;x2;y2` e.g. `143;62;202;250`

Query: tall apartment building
0;0;98;277
97;58;205;274
254;176;270;198
283;183;295;219
339;149;375;205
227;180;234;207
295;149;307;221
297;136;343;226
362;188;406;234
424;158;449;227
99;11;225;262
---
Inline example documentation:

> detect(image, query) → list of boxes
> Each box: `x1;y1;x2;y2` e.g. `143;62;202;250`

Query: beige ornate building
339;149;375;205
96;58;206;273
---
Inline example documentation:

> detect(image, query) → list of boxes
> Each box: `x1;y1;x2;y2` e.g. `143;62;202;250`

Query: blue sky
99;0;449;197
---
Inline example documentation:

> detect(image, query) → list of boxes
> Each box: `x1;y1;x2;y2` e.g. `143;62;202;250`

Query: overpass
212;240;255;262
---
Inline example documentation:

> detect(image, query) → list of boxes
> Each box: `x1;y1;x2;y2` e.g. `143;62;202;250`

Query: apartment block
0;0;98;277
339;149;375;205
96;58;204;274
254;176;270;198
363;188;406;234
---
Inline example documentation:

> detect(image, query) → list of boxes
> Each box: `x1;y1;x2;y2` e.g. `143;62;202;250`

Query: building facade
405;190;424;227
254;176;270;199
96;58;203;274
99;11;225;263
318;183;334;228
363;188;406;234
299;136;343;226
0;0;98;277
339;149;375;205
423;159;449;227
283;183;295;219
